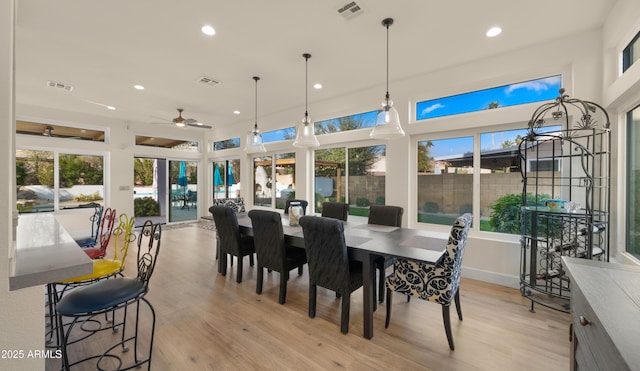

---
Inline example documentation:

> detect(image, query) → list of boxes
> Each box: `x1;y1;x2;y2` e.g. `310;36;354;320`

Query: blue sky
416;75;562;121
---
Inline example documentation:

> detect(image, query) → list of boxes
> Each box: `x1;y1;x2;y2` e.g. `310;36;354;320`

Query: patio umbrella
177;161;188;191
227;162;235;186
214;165;223;187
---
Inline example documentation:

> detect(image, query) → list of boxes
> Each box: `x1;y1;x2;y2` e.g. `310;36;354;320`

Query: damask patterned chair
321;202;349;221
248;210;307;304
299;216;363;334
368;205;404;303
385;213;472;350
209;205;255;283
212;197;246;213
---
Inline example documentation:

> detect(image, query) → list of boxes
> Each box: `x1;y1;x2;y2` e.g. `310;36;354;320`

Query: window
16;149;105;212
416;75;562;121
315;111;377;135
623;31;640;73
417;137;473;226
626;104;640;259
135;135;198;151
253;153;296;208
262;127;295;143
213;159;241;199
16;120;106;142
314;145;386;217
213;138;240;151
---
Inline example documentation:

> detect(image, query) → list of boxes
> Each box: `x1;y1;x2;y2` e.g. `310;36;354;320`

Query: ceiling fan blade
186;122;212;129
184;118;198;124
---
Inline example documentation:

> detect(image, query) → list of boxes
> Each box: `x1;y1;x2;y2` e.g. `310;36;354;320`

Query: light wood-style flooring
47;222;571;371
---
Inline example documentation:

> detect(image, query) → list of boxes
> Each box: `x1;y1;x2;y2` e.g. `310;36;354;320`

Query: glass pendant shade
370;96;405;139
244;126;266;153
244;76;267;154
293;114;319;148
370;18;405;140
292;53;320;148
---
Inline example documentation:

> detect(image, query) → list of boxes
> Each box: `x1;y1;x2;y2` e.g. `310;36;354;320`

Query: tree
134;158;155;186
417;141;434;172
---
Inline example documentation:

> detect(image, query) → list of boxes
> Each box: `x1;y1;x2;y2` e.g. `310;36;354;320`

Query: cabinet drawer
572;284;630;371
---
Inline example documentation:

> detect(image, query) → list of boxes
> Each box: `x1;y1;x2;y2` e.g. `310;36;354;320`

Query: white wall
1;1;43;370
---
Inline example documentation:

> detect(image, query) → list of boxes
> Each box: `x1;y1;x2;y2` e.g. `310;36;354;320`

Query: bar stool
46;213;136;348
54;220;161;370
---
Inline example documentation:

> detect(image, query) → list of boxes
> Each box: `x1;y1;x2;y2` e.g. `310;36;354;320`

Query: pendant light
370;18;405;140
293;53;320;148
244;76;267;154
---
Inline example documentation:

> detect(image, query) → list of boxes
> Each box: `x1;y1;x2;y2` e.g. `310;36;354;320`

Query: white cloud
505;76;561;94
421;103;445;115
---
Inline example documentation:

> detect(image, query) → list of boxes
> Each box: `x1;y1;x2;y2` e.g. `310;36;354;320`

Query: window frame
16;146;108;213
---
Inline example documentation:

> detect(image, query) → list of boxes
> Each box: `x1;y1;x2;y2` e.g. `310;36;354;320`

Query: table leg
363;253;375;339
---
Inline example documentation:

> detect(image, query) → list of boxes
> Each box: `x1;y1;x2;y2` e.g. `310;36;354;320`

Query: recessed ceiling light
313;83;322;89
233;110;240;115
202;25;216;36
107;106;116;110
134;84;145;90
486;26;502;37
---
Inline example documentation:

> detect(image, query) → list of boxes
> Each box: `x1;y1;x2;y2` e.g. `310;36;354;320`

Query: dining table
236;213;449;339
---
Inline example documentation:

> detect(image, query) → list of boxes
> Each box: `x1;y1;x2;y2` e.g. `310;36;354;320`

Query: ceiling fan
165;108;212;129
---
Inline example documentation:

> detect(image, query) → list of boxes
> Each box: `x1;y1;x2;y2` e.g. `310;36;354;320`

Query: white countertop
9;213;93;291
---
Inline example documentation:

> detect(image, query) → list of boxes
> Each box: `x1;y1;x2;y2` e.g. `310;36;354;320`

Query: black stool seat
56;278;146;316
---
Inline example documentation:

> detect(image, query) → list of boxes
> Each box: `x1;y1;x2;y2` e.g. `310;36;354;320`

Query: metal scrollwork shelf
518;88;611;313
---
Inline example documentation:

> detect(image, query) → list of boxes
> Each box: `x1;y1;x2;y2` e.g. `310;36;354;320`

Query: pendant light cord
303;53;311;120
385;22;390;100
253;76;259;133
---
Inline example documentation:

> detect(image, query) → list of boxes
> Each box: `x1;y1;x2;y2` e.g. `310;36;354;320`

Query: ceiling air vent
198;76;220;86
337;1;363;20
46;80;74;91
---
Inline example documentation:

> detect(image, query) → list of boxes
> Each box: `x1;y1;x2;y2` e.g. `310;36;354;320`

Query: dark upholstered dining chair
248;210;307;304
321;202;349;221
368;205;404;303
284;199;308;216
209;205;255;283
299;216;363;334
385;213;472;350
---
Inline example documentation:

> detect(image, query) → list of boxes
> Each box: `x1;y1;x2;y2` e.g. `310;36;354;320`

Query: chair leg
219;253;227;276
249;254;254;267
256;266;263;294
309;284;317;318
454;288;463;321
278;271;288;304
378;266;385;303
297;265;303;275
236;256;243;283
442;305;455;350
385;288;392;328
340;292;351;334
407;295;411;303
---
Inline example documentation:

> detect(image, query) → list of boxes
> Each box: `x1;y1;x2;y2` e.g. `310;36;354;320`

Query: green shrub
134;196;160;216
459;204;472;214
489;193;552;235
422;201;439;213
375;196;385;205
356;197;370;207
74;191;103;202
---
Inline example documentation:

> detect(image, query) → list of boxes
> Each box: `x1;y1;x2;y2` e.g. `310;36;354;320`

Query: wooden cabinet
562;257;640;371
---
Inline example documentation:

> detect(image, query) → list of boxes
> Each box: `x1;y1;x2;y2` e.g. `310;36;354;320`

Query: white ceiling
15;0;615;131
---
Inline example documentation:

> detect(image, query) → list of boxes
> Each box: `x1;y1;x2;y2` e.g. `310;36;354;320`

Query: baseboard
461;266;519;289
